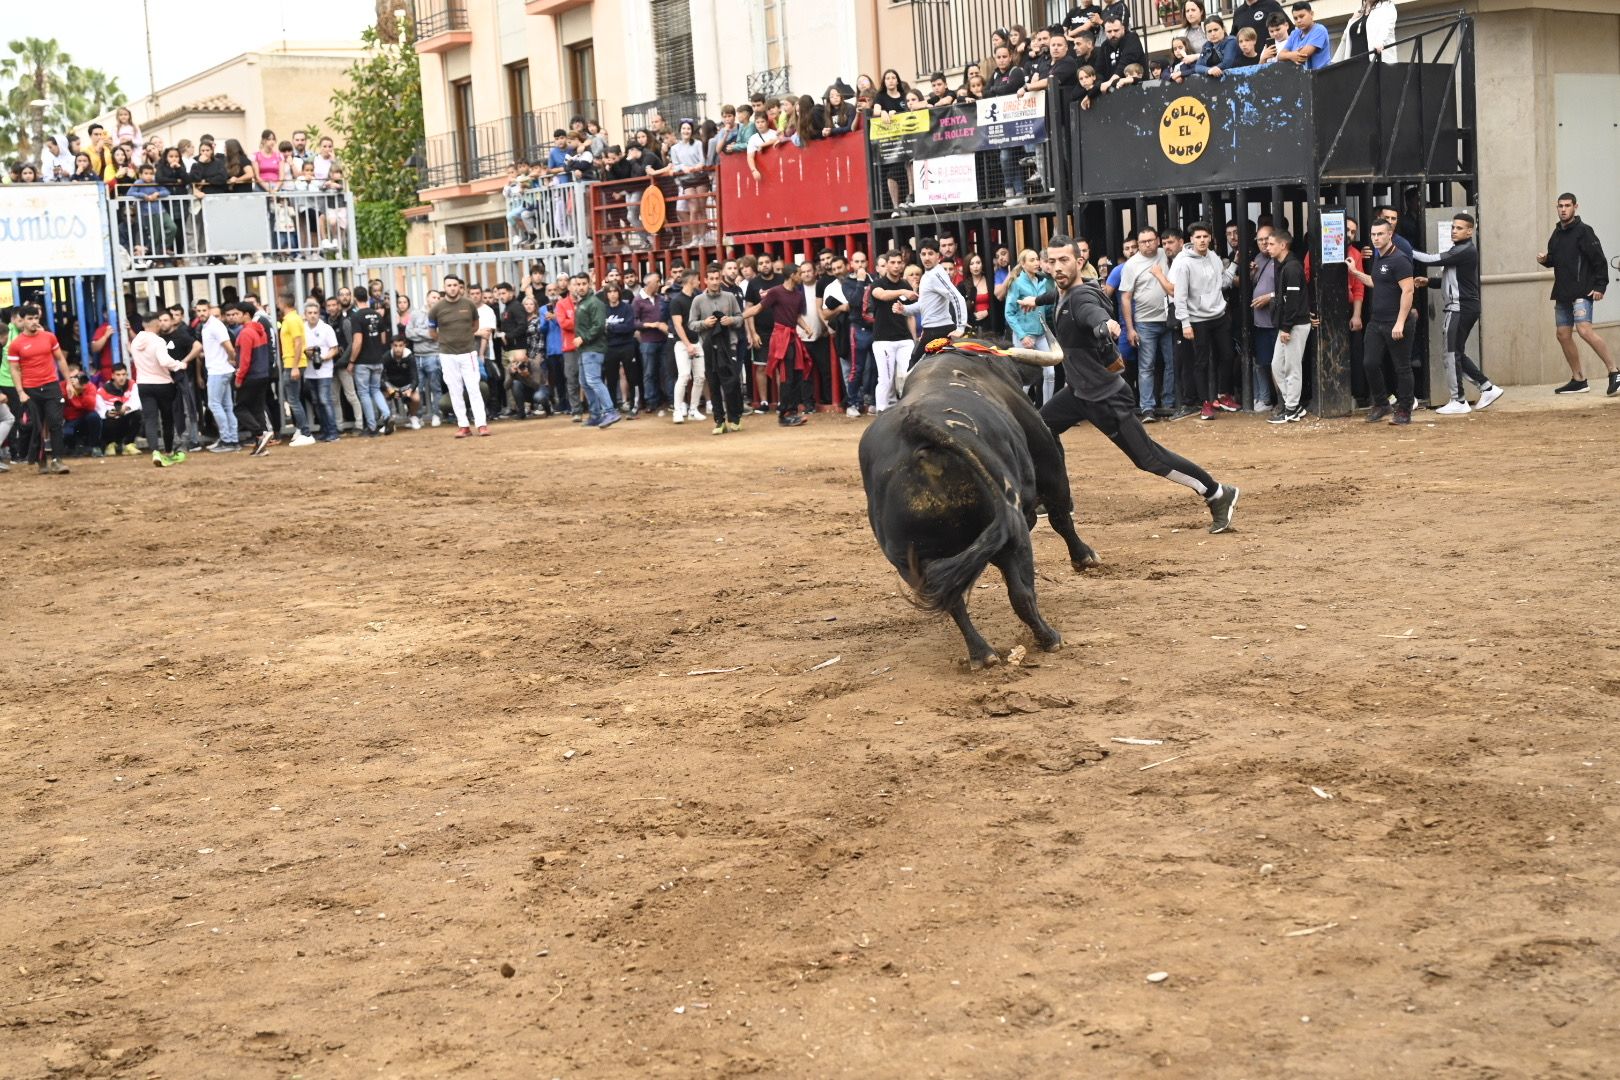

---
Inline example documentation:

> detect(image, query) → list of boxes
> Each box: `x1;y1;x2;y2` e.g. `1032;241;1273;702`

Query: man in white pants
428;275;490;437
668;268;706;421
1263;228;1313;423
866;251;917;410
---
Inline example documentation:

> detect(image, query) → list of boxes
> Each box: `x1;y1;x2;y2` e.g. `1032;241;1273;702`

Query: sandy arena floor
4;393;1619;1079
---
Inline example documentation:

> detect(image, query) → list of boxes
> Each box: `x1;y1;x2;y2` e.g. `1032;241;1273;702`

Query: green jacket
574;293;607;351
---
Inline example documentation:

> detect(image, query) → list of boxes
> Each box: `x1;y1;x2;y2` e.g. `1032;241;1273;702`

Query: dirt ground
5;393;1620;1079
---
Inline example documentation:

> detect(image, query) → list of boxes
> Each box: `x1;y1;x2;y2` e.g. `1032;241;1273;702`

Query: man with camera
61;366;105;456
301;299;341;442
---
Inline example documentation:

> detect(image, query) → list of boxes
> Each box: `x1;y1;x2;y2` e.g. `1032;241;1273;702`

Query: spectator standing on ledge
1333;0;1399;62
1414;213;1503;413
1279;2;1332;69
6;304;72;474
985;47;1029;206
1096;17;1147;92
429;276;490;437
1351;218;1417;424
1538;193;1619;395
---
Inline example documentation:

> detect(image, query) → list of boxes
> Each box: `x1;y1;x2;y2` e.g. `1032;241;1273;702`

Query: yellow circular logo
1160;96;1210;165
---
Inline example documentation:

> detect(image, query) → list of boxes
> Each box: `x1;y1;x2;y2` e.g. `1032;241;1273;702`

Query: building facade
98;42;370;151
412;0;869;252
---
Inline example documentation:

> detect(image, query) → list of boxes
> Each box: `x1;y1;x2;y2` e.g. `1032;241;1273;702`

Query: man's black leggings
23;382;65;463
1040;381;1218;498
139;382;179;455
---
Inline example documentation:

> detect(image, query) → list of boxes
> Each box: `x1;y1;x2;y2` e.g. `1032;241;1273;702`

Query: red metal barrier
589;166;723;282
716;132;872;237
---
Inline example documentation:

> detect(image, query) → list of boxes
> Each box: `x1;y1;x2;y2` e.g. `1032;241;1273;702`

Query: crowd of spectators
6;110;350;266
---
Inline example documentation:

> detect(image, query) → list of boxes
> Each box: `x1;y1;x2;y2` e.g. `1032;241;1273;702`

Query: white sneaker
673;403;686;423
289;432;316;447
430;414;441;427
846;405;861;417
1434;400;1471;416
1475;385;1504;410
408;416;422;429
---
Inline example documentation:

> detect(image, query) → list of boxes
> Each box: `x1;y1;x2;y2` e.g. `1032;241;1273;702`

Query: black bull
858;346;1100;669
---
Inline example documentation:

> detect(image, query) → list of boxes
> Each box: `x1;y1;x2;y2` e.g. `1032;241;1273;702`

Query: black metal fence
746;67;792;98
907;0;1159;82
416;0;468;39
620;94;708;138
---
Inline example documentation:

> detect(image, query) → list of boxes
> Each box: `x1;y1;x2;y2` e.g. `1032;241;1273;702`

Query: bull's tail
897;407;1020;613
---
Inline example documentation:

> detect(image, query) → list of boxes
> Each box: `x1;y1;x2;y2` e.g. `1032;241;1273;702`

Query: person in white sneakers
668;268;705;422
1413;212;1502;414
428;275;490;437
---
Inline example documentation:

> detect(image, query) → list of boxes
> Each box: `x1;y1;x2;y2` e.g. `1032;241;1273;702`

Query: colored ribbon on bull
924;337;1004;356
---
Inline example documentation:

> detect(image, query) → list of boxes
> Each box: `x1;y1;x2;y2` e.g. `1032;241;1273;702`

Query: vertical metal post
74;277;92;369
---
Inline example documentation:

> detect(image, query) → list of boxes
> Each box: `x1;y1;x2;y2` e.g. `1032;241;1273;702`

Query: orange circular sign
640;183;667;234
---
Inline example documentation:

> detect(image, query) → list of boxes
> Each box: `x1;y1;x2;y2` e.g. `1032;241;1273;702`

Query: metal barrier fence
588;166;720;280
108;190;359;267
503;183;590;250
355;251;590;311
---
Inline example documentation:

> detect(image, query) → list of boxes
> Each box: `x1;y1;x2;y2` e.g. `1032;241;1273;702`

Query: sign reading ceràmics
0;182;110;273
1160;96;1211;164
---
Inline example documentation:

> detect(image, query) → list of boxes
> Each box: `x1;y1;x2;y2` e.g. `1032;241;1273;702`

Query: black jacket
1097;31;1147;82
1417;237;1480;309
1543;216;1608;303
1270;255;1310;327
1035;280;1124;400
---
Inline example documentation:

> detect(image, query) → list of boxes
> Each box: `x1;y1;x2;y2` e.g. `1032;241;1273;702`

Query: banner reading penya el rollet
868;92;1047;166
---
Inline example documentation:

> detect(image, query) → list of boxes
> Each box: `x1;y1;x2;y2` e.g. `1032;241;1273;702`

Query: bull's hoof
969;651;1002;671
1072;547;1102;571
1039;634;1064;653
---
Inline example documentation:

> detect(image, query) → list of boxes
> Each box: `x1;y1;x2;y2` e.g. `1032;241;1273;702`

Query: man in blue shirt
1280;2;1332;70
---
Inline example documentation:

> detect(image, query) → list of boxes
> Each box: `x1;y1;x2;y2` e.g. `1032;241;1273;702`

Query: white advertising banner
911;154;979;207
0;182;109;272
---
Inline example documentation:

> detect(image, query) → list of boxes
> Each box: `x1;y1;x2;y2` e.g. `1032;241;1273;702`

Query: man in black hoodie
1538;193;1618;395
1097;17;1147;90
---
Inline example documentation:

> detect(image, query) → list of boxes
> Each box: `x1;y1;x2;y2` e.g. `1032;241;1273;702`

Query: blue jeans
353;363;388;431
1134;320;1176;411
639;341;667;410
416;354;443;420
579;350;615;416
1554;298;1595;327
999;149;1025;196
850;327;874;407
308;377;339;440
1250;326;1278;408
280;369;310;436
207;373;238;444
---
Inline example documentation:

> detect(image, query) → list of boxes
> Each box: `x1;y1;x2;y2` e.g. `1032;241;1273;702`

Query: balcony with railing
109;188;358;267
415;0;472;53
420;119;522;191
621;94;708;137
746;67;791;99
502;182;591;250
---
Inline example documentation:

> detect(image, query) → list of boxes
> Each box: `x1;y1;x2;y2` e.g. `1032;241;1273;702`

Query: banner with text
0;182;109;273
868;92;1047;166
911;155;980;207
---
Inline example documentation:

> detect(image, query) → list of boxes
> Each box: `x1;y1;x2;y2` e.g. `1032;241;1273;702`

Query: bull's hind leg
946;594;1000;671
993;543;1063;653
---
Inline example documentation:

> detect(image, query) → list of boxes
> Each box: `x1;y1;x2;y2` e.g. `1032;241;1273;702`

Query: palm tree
62;65;125;125
0;37;74;160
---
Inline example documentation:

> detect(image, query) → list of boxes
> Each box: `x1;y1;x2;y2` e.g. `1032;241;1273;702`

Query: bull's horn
1004;341;1064;367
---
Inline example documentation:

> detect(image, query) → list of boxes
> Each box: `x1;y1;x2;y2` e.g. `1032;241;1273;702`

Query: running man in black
1022;235;1239;534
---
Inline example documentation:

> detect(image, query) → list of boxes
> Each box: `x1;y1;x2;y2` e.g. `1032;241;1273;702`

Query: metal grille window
651;0;696;97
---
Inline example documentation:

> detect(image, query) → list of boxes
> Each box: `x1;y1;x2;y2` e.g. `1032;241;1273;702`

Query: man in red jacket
555;287;581;419
60;367;104;456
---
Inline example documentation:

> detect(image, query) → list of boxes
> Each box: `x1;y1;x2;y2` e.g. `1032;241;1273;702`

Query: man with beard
1019;235;1240;534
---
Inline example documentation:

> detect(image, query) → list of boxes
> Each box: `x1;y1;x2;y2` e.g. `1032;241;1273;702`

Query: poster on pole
1320;209;1346;264
911;155;979;207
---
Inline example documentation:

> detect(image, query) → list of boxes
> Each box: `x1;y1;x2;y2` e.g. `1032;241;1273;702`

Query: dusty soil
5;397;1620;1079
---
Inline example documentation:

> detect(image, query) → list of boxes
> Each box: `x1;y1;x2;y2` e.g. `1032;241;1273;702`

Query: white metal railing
502;182;590;250
107;189;357;266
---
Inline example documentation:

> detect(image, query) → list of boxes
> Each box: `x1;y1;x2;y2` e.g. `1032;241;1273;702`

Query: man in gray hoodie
1169;222;1238;420
403;290;443;426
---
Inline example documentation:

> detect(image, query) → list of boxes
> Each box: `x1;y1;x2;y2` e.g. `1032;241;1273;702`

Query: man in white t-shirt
1118;226;1178;420
301;299;341;441
199;304;239;450
472;284;499;417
